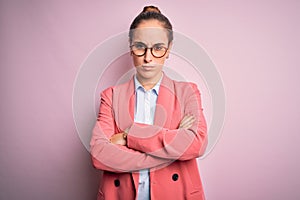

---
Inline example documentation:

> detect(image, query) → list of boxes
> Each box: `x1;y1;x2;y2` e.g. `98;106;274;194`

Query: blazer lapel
154;75;176;129
113;77;135;132
113;74;181;130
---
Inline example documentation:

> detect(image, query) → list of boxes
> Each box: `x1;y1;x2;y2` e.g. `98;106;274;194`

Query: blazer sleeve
90;87;173;173
127;83;208;161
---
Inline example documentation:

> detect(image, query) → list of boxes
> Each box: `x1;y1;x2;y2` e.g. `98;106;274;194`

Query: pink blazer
90;74;208;200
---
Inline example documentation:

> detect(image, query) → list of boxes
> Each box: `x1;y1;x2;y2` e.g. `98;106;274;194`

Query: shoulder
161;75;200;98
100;78;134;98
163;74;198;90
173;80;198;89
171;79;200;95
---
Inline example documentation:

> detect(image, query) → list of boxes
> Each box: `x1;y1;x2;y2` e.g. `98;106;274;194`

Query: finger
110;133;126;145
181;121;193;129
181;116;196;128
180;116;195;128
183;120;195;129
180;115;193;124
180;116;193;127
181;115;194;124
180;123;193;129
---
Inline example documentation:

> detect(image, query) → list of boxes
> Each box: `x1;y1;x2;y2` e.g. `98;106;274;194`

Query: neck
136;72;162;90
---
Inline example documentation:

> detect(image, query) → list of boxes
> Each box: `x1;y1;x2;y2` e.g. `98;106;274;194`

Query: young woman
90;6;208;200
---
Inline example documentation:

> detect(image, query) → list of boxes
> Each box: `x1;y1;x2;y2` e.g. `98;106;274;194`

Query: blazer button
114;179;120;187
172;173;179;181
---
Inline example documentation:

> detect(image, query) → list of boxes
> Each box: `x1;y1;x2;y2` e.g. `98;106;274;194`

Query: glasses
130;42;169;58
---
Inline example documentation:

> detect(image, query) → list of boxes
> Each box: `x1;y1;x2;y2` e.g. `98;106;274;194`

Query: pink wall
1;0;299;199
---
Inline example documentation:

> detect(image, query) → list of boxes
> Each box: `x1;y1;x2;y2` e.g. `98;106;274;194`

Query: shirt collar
134;74;163;95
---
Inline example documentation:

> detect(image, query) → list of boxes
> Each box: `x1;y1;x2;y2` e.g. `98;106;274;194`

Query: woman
90;6;208;200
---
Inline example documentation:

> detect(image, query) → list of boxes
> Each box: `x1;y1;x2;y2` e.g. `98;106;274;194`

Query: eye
153;45;164;51
134;43;146;49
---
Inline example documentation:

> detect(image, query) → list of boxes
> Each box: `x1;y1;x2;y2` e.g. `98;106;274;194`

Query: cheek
155;58;166;65
132;56;142;66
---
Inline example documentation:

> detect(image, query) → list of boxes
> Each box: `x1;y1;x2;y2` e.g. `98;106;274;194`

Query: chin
136;64;163;76
140;73;155;79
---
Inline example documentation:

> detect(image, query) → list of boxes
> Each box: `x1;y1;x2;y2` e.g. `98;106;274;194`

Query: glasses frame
130;43;169;58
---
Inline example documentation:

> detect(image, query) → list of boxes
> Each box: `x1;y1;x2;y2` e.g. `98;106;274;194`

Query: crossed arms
90;83;207;173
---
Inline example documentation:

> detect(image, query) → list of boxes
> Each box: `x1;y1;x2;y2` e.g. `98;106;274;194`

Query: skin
110;19;195;145
131;19;172;90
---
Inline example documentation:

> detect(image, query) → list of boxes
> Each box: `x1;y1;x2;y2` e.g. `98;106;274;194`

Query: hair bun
142;5;161;14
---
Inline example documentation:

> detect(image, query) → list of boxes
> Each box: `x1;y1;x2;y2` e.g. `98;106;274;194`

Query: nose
144;48;153;63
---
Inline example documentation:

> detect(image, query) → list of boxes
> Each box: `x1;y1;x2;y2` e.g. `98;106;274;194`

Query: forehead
131;27;169;45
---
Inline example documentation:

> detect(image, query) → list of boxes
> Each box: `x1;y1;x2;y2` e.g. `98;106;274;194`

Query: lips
141;63;162;70
142;65;155;70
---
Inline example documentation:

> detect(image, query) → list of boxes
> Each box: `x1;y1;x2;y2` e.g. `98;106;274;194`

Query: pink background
1;0;299;199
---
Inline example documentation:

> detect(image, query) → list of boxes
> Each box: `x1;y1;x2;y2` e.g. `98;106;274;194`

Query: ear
168;41;173;49
166;42;173;59
128;39;133;56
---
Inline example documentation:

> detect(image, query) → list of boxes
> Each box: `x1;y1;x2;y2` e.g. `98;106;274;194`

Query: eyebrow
133;42;167;46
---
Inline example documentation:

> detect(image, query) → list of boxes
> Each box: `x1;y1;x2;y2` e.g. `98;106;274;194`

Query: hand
110;133;127;146
179;114;195;129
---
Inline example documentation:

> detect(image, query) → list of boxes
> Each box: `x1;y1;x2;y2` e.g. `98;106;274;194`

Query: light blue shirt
134;74;162;200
